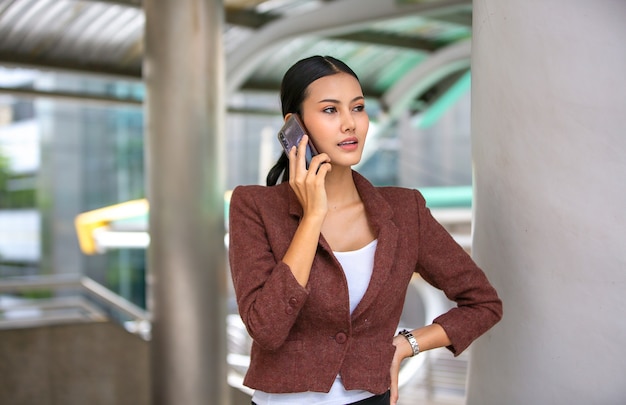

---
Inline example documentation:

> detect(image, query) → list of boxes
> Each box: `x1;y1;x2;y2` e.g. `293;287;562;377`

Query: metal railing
0;271;453;396
0;274;151;335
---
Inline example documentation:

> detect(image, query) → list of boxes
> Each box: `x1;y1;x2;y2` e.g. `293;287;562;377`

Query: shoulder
230;183;290;211
352;171;428;218
232;182;290;198
353;170;424;202
376;185;423;200
353;171;421;201
375;185;427;209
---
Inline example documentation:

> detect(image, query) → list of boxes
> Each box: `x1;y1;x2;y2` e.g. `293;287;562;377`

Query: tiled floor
397;349;468;405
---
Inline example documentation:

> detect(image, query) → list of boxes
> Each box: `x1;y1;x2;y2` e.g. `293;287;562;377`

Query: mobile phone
277;114;319;168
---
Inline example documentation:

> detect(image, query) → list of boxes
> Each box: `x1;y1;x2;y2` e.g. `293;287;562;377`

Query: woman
228;55;502;405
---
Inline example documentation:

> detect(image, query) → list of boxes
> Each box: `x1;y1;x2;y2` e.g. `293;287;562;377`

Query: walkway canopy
0;0;472;131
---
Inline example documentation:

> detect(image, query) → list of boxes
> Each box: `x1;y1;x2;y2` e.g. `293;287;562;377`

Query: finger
312;161;332;179
307;153;331;177
287;146;297;181
389;351;401;405
297;135;310;169
390;381;399;405
390;366;399;405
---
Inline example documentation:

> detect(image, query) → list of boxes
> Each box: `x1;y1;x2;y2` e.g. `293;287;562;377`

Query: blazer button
285;306;294;315
289;297;298;306
335;332;347;344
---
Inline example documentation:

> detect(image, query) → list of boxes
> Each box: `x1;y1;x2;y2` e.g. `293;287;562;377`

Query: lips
338;137;358;147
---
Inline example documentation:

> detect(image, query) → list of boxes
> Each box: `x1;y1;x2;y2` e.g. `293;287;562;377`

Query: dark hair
266;56;360;186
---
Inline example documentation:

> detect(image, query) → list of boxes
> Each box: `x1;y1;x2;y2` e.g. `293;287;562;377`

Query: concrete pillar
143;1;229;404
469;1;626;403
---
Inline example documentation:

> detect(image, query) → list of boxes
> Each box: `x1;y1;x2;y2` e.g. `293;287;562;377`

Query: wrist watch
398;329;420;357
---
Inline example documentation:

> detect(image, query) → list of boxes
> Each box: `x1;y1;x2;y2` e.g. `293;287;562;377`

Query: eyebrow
317;96;365;104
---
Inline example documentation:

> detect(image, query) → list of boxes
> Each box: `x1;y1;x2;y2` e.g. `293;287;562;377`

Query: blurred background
0;0;562;404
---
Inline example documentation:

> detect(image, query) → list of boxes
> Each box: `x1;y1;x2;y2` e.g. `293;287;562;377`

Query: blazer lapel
285;172;400;319
350;172;399;319
288;184;336;264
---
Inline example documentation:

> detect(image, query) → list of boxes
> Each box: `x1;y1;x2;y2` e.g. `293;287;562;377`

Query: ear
283;112;293;123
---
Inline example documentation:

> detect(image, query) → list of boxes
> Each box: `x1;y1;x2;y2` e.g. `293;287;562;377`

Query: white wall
0;210;39;261
468;1;626;403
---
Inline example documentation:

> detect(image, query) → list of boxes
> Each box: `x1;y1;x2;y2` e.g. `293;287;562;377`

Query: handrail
0;274;151;325
80;276;151;322
0;273;82;292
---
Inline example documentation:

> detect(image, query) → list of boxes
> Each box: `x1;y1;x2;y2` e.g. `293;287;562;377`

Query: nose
342;113;356;133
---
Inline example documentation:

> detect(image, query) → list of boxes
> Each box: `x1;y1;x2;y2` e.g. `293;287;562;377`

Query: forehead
305;72;363;101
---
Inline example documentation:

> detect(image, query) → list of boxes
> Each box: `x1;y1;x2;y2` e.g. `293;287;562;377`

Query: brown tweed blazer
228;171;502;395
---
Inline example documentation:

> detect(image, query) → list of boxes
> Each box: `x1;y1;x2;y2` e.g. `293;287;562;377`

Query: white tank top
252;239;378;405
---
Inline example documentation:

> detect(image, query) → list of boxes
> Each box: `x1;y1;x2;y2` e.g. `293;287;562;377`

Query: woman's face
299;72;369;168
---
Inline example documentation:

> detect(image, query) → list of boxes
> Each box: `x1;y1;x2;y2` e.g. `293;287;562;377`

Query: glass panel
0;68;147;313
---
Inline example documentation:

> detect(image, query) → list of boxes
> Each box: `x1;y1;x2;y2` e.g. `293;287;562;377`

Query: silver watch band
398;329;420;357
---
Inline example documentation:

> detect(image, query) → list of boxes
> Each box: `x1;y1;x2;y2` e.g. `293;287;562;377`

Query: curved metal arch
226;0;472;95
357;39;471;167
382;38;471;120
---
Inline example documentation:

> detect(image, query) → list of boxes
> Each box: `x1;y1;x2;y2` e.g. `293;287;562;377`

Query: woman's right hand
288;135;332;220
281;135;332;287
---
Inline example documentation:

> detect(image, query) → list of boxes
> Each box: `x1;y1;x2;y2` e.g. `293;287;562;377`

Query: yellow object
74;199;149;255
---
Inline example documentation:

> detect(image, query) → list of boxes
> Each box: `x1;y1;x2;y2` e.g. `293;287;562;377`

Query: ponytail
266;152;289;186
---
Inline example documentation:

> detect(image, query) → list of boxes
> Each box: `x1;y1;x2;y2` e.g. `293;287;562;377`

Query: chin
345;157;363;167
329;151;363;168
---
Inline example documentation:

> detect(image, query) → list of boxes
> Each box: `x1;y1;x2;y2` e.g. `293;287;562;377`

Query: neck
324;166;360;209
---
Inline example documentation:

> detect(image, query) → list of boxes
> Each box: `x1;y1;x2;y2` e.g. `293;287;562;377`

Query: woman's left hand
390;333;412;405
389;324;452;404
389;351;402;405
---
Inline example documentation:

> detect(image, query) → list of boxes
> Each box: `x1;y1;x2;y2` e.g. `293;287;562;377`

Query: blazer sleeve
228;186;309;351
413;190;503;355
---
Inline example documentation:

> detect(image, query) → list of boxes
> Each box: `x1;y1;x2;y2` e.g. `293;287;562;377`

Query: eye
322;106;337;114
353;104;365;112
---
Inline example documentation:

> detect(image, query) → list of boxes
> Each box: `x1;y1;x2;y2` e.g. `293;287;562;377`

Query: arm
282;136;332;286
228;138;332;350
389;190;502;404
389;324;451;404
229;186;313;350
413;189;502;355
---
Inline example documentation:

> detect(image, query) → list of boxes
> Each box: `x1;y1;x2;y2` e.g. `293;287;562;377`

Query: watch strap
398;329;420;357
